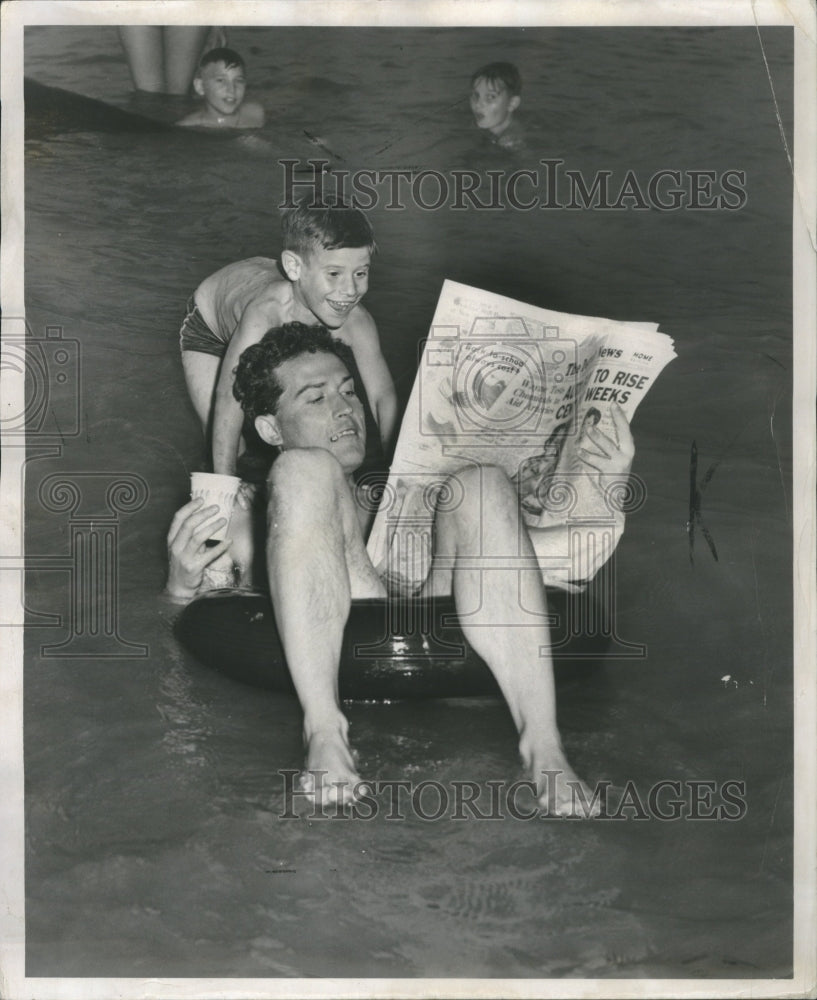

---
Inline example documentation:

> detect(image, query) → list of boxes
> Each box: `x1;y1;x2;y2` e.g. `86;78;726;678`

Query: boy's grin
196;62;247;120
326;298;356;318
292;245;371;330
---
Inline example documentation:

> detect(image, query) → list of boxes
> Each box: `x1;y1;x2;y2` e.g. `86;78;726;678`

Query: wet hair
470;62;522;97
280;200;376;257
232;322;355;422
198;47;245;73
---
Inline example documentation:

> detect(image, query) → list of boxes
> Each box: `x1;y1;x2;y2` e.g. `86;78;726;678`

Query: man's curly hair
232;322;355;421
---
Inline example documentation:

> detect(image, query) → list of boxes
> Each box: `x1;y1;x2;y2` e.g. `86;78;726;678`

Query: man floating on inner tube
164;323;635;816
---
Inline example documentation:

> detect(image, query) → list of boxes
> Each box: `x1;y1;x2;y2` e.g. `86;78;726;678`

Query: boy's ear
509;95;521;113
280;250;303;282
192;76;205;97
255;413;284;447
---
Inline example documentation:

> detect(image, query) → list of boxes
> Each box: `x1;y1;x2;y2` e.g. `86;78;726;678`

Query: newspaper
366;280;677;592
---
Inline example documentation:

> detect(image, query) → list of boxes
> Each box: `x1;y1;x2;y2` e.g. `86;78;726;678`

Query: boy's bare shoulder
197;256;276;287
241;276;292;321
177;109;207;127
196;258;288;332
223;256;279;279
340;302;378;342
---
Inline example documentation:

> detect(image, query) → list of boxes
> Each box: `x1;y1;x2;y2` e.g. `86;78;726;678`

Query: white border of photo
1;2;814;998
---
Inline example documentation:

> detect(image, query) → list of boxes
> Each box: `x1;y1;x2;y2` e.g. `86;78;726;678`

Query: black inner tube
176;588;612;700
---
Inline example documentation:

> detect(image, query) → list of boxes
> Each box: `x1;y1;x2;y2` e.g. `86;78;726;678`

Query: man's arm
212;302;277;474
348;311;398;455
164;499;232;603
528;404;635;587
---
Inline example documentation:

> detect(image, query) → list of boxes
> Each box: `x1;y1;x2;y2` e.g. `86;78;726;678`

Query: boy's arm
212;302;276;475
349;311;398;454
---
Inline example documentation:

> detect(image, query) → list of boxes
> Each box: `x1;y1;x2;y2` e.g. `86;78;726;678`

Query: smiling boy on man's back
179;202;397;475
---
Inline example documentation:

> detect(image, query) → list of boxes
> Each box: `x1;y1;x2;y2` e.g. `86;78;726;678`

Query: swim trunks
179;297;229;357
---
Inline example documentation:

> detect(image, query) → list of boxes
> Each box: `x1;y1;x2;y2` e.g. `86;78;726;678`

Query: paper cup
190;472;241;541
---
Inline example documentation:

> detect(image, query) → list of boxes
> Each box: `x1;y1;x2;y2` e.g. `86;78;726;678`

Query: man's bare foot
521;740;600;818
300;725;367;806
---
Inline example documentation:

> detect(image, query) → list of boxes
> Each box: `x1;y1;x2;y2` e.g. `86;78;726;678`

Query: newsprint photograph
1;1;815;998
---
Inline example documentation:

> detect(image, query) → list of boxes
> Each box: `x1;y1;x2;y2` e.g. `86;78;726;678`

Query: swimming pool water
21;23;794;980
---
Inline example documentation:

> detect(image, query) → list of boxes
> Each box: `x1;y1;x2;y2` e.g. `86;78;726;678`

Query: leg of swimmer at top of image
266;449;386;805
163;26;211;95
422;465;597;817
119;27;165;93
118;26;209;95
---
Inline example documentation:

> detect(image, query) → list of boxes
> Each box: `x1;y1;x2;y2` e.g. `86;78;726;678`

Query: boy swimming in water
470;61;525;151
179;202;397;475
177;47;265;129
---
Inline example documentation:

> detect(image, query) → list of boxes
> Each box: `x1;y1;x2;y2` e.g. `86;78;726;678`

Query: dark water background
22;24;793;979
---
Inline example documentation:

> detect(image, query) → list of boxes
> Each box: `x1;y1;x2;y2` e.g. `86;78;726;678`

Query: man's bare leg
424;465;596;816
118;27;165;92
267;449;386;804
163;26;210;96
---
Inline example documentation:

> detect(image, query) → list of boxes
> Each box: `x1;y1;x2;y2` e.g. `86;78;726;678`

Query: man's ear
255;413;283;447
509;95;521;113
280;250;302;282
192;77;205;97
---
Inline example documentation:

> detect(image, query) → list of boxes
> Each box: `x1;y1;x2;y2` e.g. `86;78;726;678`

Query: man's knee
446;463;515;511
432;465;517;548
267;449;347;527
